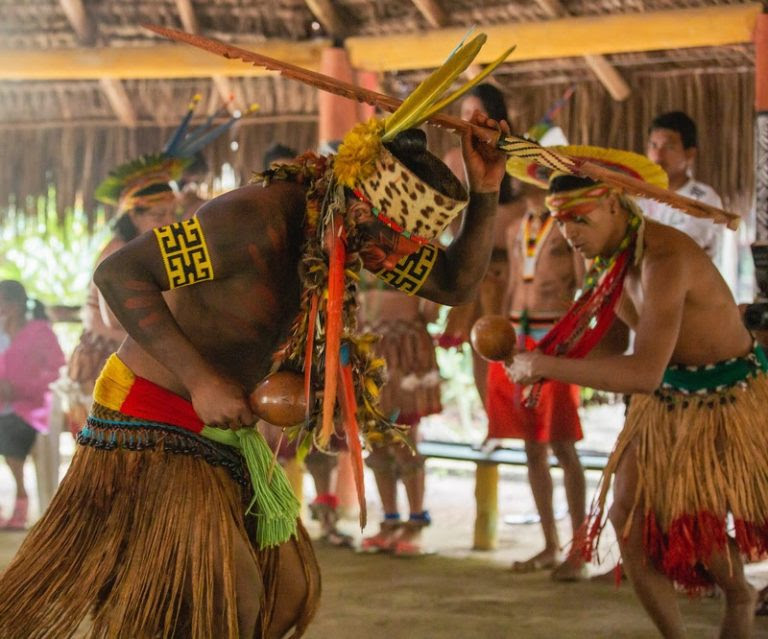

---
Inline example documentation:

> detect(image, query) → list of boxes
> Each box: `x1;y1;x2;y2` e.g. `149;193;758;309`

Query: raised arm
508;249;687;394
415;112;509;305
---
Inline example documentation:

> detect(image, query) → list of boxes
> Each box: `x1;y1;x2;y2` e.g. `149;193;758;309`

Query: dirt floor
2;456;768;638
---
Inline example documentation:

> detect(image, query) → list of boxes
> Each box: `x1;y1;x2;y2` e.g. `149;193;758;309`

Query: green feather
94;153;186;206
382;33;487;142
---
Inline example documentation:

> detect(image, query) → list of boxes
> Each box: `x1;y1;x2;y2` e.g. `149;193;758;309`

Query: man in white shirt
639;111;723;260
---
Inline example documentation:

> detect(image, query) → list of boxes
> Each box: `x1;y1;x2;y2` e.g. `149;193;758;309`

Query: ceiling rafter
174;0;237;113
98;77;137;127
304;0;349;39
532;0;630;101
58;0;96;46
410;0;448;28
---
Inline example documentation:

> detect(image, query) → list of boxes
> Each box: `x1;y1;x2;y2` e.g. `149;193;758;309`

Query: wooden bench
417;439;609;550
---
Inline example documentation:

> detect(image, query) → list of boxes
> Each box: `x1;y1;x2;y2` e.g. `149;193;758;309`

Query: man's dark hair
548;174;598;194
384;129;466;201
649;111;698;149
263;143;298;170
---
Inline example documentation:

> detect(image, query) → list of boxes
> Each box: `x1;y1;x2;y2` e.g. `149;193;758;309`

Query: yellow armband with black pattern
153;216;214;289
374;243;438;295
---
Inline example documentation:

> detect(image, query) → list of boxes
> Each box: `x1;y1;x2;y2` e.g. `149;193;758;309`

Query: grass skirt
584;371;768;592
0;404;320;638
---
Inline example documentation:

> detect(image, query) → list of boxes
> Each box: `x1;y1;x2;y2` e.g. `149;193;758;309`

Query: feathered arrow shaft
143;24;740;229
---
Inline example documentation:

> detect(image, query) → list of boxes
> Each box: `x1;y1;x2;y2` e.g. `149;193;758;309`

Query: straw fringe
0;436;319;638
583;374;768;592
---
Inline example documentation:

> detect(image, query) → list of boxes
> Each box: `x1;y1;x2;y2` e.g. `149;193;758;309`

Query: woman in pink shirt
0;280;65;529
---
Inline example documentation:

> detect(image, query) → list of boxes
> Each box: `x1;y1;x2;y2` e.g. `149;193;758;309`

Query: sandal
359;518;401;554
392;512;434;558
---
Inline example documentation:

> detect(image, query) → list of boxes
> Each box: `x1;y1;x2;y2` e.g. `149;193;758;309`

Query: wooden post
318;46;359;148
473;463;499;550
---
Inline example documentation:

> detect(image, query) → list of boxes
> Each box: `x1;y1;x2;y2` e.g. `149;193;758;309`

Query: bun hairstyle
384;129;466;202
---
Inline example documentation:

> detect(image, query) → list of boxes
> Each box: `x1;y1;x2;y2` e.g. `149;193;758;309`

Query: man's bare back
116;181;307;398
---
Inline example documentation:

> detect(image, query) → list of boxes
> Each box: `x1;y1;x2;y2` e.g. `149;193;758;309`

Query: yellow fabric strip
153;216;215;289
93;354;135;411
374;243;438;295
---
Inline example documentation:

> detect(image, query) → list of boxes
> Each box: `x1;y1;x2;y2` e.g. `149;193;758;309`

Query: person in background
441;83;526;406
640;111;723;260
0;280;64;530
358;280;442;556
59;160;178;436
485;179;587;580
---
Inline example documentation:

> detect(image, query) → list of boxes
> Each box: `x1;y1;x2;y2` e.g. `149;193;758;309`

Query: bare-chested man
508;160;768;638
485;181;587;580
0;112;509;638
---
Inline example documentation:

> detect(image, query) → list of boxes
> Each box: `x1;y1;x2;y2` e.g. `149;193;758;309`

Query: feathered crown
507;144;668;192
95;94;259;212
163;93;259;159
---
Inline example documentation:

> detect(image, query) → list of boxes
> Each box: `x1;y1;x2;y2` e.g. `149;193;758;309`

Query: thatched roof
0;0;762;227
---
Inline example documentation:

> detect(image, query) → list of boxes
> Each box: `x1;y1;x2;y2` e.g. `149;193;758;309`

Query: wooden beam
410;0;448;28
0;39;331;80
533;0;629;101
304;0;348;39
174;0;199;35
59;0;95;45
346;3;763;72
583;54;630;101
0;4;760;80
98;78;137;127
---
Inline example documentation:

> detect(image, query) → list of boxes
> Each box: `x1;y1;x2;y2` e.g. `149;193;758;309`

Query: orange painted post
318;46;359;149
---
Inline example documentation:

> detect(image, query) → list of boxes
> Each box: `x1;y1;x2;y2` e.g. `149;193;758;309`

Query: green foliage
0;193;111;353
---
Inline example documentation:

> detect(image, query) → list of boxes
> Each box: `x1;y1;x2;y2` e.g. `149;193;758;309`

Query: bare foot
551;556;588;582
511;548;559;573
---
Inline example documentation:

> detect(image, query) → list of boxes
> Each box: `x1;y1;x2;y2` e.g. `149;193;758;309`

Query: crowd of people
0;57;764;638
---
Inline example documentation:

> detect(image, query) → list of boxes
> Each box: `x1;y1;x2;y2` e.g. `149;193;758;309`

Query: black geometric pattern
375;243;438;295
154;217;214;289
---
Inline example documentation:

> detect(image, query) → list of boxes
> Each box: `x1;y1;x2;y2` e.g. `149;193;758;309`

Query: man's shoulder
642;221;700;263
198;181;303;221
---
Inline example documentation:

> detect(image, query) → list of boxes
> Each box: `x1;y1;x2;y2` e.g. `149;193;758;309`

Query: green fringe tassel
201;426;300;549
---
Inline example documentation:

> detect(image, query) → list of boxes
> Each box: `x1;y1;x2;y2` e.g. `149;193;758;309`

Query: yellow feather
382;33;487;141
421;45;516;121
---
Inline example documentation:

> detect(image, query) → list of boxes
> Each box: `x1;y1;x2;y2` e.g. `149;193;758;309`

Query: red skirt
486;361;582;442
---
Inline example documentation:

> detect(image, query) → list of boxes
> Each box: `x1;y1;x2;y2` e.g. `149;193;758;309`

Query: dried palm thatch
0;0;760;228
